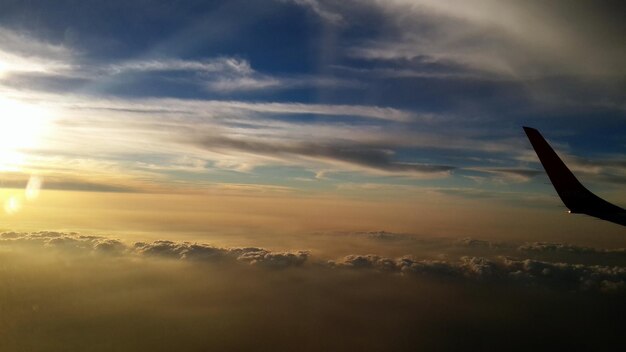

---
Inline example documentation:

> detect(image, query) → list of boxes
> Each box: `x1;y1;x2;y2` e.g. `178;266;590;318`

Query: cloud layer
334;254;625;292
2;231;624;292
1;230;624;351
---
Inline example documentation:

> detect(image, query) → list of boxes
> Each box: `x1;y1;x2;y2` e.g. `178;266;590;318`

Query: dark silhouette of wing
523;127;626;227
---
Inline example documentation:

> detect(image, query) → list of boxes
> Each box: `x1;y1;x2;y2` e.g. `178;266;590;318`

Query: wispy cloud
0;27;74;75
467;167;544;183
0;86;544;189
0;30;350;94
517;149;626;186
347;0;626;79
280;0;344;24
107;57;254;75
0;91;457;188
191;134;454;176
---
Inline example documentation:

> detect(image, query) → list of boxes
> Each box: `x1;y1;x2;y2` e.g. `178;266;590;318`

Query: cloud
333;254;398;270
518;148;626;186
347;0;626;79
1;229;625;350
0;232;309;269
565;155;626;185
431;187;557;208
106;57;304;93
333;254;626;292
205;74;357;93
0;31;348;95
281;0;344;24
0;89;449;185
454;237;507;249
0;27;540;187
191;134;454;176
516;242;626;268
206;75;283;92
236;249;309;268
4;231;624;292
108;57;254;75
0;27;71;58
0;231;126;253
0;27;73;75
519;242;626;256
0;15;622;199
468;167;544;183
360;230;409;240
453;237;626;267
135;240;309;268
44;94;415;122
211;183;295;194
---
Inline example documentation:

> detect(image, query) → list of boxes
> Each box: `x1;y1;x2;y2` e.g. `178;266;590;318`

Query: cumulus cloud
3;231;624;292
455;237;626;256
236;249;309;268
333;254;626;292
332;254;398;271
1;232;308;269
135;240;309;268
0;231;126;253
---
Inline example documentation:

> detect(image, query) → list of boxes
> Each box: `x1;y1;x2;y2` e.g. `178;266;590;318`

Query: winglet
522;126;587;212
523;127;626;226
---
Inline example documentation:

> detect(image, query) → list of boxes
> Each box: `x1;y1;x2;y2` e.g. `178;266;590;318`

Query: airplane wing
523;126;626;227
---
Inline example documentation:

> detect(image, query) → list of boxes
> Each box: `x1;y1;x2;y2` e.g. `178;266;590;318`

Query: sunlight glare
0;97;53;170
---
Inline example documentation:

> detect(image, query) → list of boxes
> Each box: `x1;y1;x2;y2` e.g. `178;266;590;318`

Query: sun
0;97;53;171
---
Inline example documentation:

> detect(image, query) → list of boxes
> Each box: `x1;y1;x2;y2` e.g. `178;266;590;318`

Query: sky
0;0;624;240
0;1;625;350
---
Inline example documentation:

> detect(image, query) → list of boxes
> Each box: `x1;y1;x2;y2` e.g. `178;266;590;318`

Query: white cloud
348;0;626;79
281;0;344;24
0;29;347;94
0;27;74;76
206;75;282;92
107;57;254;75
0;87;528;182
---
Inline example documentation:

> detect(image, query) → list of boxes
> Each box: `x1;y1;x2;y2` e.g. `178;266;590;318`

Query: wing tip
522;126;538;134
